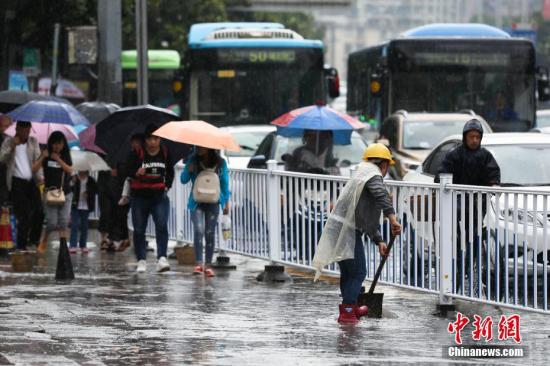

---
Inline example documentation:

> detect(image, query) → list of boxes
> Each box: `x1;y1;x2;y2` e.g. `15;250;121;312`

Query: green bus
347;24;550;132
121;49;181;112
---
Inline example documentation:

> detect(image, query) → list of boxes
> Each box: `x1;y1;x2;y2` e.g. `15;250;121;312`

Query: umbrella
70;150;110;172
153;121;240;152
68;124;89;149
271;105;365;144
76;101;120;124
78;124;105;154
38;77;86;99
5;122;78;144
7;100;90;126
0;90;70;114
95;104;190;164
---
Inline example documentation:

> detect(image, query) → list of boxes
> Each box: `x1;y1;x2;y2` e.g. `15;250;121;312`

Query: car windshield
273;134;367;166
403;121;466;149
484;144;550;185
226;130;273;157
537;114;550;128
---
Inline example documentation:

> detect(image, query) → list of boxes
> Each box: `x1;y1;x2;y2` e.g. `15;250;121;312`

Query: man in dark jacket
436;119;501;296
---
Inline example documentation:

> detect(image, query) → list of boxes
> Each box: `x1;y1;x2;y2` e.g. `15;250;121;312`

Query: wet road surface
1;235;550;365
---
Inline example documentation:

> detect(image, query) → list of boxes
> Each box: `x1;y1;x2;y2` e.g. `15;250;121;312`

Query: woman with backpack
181;147;230;277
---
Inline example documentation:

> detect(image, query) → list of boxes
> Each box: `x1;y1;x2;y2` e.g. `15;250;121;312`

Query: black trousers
98;191;115;234
10;177;43;250
110;204;129;241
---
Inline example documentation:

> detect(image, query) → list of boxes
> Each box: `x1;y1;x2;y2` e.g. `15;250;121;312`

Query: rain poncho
312;161;381;280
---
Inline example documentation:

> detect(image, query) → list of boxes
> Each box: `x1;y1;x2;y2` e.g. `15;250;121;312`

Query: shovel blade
358;292;384;318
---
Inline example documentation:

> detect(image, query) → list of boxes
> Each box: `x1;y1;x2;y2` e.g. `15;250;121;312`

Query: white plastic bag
221;214;232;240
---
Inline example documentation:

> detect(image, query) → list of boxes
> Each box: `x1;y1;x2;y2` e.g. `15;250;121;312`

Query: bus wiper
500;183;525;187
406;147;430;150
239;145;255;151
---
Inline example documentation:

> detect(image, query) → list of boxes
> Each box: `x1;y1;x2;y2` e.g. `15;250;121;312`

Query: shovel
358;234;396;318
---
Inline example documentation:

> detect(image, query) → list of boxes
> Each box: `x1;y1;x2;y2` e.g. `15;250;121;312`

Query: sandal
117;239;131;252
100;240;110;251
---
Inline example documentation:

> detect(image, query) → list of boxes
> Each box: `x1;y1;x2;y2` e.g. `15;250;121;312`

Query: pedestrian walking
0;114;12;205
37;131;73;254
313;143;401;325
435;119;501;296
69;171;97;253
181;147;230;277
127;124;174;273
0;120;44;250
97;166;114;249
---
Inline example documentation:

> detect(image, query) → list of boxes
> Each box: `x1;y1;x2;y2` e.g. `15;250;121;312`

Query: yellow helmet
362;143;395;165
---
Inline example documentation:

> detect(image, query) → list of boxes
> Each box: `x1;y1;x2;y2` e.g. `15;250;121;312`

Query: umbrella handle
367;234;396;295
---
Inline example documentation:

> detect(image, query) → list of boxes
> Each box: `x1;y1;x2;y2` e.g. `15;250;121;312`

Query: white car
220;125;276;169
404;133;550;275
536;109;550;129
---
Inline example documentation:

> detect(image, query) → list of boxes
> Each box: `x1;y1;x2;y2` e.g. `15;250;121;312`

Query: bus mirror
537;66;550;102
325;66;340;98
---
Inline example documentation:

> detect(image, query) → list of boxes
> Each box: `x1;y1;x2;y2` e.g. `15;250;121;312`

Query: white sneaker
136;260;147;273
156;256;170;272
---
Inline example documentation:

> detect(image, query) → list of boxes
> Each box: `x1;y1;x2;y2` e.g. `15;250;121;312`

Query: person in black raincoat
435;119;501;296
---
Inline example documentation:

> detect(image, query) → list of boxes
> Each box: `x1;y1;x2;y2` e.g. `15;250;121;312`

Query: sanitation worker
313;143;402;325
435;119;501;297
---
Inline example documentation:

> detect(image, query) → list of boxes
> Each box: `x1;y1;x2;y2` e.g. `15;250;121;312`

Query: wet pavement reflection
1;235;550;365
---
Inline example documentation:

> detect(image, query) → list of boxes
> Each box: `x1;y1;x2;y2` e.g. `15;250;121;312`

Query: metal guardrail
137;162;550;314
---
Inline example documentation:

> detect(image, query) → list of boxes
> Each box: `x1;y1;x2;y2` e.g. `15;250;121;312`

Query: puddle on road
1;249;549;365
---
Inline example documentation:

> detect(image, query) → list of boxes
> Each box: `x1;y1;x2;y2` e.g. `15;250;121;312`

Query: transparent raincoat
312;161;381;280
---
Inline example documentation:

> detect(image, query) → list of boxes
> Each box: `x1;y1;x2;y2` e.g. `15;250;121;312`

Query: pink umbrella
78;124;105;154
6;122;78;144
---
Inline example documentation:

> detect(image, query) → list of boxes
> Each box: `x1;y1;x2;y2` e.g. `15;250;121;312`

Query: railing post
438;173;455;313
257;160;291;282
266;160;281;262
174;163;184;243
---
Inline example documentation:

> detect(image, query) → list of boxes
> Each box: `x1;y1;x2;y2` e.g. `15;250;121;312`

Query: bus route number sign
218;50;296;64
415;52;510;67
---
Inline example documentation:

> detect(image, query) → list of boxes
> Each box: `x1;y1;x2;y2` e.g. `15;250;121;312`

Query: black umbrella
76;101;120;124
0;90;70;113
95;104;190;164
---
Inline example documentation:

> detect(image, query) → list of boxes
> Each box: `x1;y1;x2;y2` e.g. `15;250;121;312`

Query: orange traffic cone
0;207;14;250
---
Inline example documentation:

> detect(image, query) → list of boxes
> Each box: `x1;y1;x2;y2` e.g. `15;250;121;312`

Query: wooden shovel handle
367;234;396;295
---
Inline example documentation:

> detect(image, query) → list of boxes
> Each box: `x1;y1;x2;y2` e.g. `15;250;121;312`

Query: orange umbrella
153;120;241;152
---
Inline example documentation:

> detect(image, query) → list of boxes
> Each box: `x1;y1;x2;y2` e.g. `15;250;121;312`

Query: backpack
192;162;220;204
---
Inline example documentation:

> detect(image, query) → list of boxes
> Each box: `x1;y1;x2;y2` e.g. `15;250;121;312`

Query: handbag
45;171;66;205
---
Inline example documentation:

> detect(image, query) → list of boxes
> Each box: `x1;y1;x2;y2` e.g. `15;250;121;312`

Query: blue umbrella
7;100;90;126
271;105;365;144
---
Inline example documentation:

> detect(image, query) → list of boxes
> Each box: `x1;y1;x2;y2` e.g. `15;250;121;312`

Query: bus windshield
389;40;535;132
190;48;323;126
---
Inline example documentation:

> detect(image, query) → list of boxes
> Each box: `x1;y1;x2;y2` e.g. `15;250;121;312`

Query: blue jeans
191;203;220;264
70;208;90;248
131;195;169;261
338;231;367;304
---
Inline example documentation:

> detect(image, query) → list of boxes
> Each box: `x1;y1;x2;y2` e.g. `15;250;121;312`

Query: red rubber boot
338;304;359;325
355;304;369;318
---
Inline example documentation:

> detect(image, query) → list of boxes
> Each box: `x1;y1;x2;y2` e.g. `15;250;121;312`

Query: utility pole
135;0;148;105
50;23;61;96
97;0;122;105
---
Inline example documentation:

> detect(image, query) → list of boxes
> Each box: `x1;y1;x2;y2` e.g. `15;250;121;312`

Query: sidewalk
0;232;549;365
